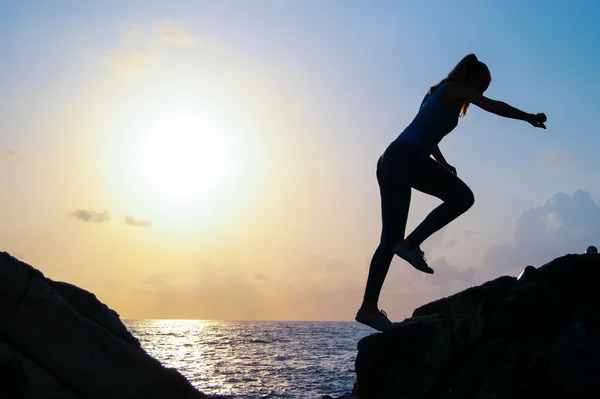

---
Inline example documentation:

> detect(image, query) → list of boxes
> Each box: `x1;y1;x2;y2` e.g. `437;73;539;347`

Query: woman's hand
528;113;547;129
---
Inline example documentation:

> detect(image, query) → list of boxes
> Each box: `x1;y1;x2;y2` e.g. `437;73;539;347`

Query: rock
318;382;359;398
585;245;597;254
0;251;223;399
357;315;454;398
0;353;27;398
52;281;141;349
0;340;67;398
319;394;356;399
355;254;600;399
548;322;600;395
0;253;28;310
352;382;359;396
517;265;538;282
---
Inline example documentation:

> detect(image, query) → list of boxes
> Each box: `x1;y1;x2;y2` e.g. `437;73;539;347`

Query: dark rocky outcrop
320;382;359;399
0;252;225;399
8;249;598;399
355;254;600;399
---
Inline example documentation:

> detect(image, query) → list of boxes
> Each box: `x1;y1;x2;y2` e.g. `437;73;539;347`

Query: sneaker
355;308;393;332
393;244;434;274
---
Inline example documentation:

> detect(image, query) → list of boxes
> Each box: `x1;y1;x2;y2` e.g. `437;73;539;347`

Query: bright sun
133;108;232;204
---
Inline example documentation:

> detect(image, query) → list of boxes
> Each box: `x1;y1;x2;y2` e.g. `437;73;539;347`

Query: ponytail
430;53;478;93
429;53;491;117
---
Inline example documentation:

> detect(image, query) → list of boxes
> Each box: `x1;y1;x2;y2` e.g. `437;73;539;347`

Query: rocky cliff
4;250;598;399
0;251;221;399
355;254;600;399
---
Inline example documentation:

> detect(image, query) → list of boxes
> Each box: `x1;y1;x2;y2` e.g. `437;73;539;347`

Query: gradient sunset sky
2;1;599;321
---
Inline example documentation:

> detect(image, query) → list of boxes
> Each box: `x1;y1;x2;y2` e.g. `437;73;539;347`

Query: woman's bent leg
404;157;475;249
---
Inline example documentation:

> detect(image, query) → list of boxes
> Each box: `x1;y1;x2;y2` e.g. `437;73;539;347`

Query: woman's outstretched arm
446;83;547;128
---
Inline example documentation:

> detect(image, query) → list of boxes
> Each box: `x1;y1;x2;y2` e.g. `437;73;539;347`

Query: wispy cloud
154;20;197;45
254;272;270;281
536;148;570;167
108;20;197;75
69;209;110;223
443;238;459;248
2;147;25;162
131;248;483;320
141;272;172;286
124;215;152;227
108;50;155;75
422;228;460;252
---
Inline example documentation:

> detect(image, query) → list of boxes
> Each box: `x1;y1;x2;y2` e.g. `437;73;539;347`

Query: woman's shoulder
426;82;453;104
434;82;465;109
429;79;451;91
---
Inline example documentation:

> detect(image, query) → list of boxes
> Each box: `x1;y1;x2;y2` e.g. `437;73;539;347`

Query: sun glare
133;108;232;204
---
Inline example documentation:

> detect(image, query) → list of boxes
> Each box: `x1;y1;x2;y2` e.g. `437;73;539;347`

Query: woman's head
431;53;492;116
449;54;491;93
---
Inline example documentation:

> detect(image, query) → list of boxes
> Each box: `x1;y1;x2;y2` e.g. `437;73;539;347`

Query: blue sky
1;1;599;320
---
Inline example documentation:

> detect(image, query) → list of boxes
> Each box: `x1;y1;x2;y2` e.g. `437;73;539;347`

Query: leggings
363;141;475;303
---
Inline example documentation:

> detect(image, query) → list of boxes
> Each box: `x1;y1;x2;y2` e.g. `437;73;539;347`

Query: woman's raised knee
461;187;475;211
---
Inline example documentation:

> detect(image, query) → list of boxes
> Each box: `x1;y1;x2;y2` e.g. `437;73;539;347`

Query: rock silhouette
355;253;600;399
4;249;598;399
0;252;224;399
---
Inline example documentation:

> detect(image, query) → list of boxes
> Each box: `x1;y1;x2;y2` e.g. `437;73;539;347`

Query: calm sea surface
124;320;373;399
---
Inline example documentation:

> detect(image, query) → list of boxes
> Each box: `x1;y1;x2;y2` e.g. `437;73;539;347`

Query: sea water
125;320;373;399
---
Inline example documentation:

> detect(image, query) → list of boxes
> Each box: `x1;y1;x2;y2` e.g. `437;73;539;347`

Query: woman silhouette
356;54;547;331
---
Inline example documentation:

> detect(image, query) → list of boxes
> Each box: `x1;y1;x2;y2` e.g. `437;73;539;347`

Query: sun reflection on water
125;320;371;398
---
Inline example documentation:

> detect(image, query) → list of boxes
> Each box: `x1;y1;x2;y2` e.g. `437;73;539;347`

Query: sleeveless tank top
392;83;460;155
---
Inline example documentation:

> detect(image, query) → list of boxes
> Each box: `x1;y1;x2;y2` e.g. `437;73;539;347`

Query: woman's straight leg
362;157;411;305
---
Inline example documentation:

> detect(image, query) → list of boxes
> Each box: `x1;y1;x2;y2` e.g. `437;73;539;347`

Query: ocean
124;320;373;399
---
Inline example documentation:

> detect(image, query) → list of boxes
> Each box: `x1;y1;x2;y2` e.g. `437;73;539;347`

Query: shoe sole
393;246;434;274
355;315;392;332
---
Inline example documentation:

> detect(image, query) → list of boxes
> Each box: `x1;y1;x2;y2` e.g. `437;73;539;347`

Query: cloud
1;147;25;162
123;246;483;320
69;209;110;223
537;148;570;167
124;215;152;227
384;255;480;296
421;229;445;254
464;230;480;238
443;238;459;248
297;256;365;291
484;189;600;274
107;21;197;74
254;272;269;281
421;227;460;253
344;225;485;314
154;20;197;45
141;272;172;286
108;50;154;75
355;253;484;319
428;257;478;284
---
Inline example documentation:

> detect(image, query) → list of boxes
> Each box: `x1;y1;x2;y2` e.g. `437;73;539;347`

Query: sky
1;1;599;321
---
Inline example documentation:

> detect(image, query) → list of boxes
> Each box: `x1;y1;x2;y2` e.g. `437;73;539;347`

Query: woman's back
392;84;460;155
